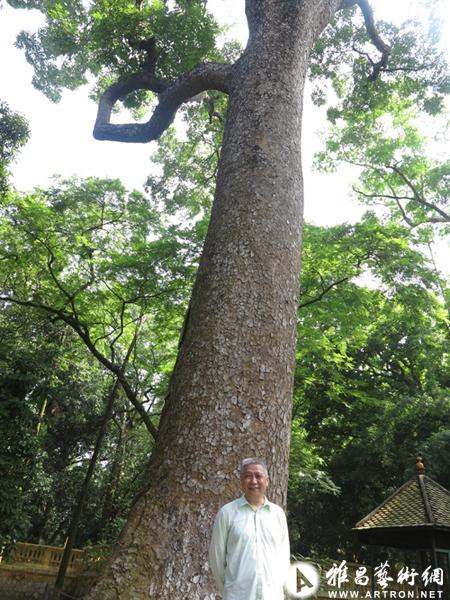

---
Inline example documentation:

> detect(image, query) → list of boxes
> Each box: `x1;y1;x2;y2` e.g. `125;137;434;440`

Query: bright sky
0;0;449;244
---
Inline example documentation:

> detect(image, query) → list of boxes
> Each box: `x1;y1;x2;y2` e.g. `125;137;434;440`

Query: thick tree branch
94;62;233;143
356;0;391;81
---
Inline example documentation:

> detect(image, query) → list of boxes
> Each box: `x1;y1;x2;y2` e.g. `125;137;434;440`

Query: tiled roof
355;475;450;530
426;476;450;527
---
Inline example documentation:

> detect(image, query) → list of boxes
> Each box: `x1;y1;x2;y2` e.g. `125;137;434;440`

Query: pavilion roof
355;474;450;531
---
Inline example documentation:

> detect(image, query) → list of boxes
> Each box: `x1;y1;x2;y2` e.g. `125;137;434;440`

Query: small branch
0;253;18;261
353;184;418;227
60;316;159;440
394;196;416;228
299;275;352;309
94;62;233;143
109;300;127;358
382;63;436;75
352;43;375;68
0;295;64;319
353;187;415;204
356;0;391;81
299;250;373;310
388;164;450;222
46;247;75;310
342;154;449;227
204;94;223;124
84;214;124;233
128;36;159;74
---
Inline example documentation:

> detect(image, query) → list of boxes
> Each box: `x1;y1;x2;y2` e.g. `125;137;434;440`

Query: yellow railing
0;542;86;576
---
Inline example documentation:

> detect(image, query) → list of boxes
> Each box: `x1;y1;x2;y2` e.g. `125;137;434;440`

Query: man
208;457;290;600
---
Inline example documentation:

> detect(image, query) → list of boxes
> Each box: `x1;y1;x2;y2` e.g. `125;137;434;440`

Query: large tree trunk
85;2;342;598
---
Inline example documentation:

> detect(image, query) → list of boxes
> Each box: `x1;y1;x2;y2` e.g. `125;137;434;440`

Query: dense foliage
289;220;449;557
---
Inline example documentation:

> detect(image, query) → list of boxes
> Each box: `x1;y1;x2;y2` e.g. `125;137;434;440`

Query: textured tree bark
85;1;344;598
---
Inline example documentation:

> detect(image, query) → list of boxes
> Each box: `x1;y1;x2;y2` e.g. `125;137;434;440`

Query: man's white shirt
208;495;290;600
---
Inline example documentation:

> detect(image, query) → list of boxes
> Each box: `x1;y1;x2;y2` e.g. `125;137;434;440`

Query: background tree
0;300;159;557
0;175;191;556
0;176;198;436
315;86;450;232
289;221;449;557
0;101;34;549
0;100;29;195
0;306;52;549
310;3;449;235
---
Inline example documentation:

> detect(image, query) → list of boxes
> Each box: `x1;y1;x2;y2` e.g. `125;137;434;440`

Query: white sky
0;0;449;252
